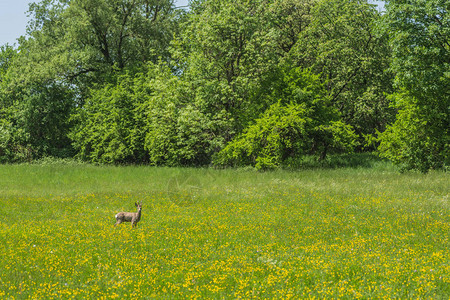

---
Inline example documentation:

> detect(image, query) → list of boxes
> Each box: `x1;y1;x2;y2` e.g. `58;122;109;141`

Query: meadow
0;158;448;299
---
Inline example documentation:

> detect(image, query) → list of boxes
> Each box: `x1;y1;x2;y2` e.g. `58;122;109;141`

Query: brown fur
114;202;142;227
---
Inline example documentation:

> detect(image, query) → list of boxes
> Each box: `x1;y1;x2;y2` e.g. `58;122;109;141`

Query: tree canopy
0;0;448;171
378;0;449;171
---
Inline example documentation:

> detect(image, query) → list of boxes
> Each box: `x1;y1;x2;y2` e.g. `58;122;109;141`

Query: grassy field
0;160;448;298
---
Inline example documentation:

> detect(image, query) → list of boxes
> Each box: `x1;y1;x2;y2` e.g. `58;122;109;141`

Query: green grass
0;160;448;298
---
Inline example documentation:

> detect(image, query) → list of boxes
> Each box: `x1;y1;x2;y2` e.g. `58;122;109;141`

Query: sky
0;0;383;47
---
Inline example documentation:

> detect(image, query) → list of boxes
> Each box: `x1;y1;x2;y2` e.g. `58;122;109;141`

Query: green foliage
378;0;449;171
141;64;233;166
215;103;357;170
0;45;16;82
145;101;232;166
1;0;447;171
385;0;449;101
70;68;151;164
215;102;311;169
15;0;178;84
378;92;449;172
0;110;30;163
173;0;279;129
0;45;20;162
71;63;232;166
290;0;395;142
20;84;75;158
1;0;179;163
1;86;75;163
1;44;75;161
215;69;357;169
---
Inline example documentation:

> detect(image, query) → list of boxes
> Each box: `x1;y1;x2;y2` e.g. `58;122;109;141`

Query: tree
214;68;357;169
70;62;232;166
169;0;384;166
4;0;433;169
0;45;16;83
70;70;148;164
1;43;75;161
266;0;316;56
0;45;21;162
290;0;395;144
378;92;448;172
378;0;449;171
141;63;233;166
1;82;75;161
173;0;278;129
7;0;179;91
0;0;180;162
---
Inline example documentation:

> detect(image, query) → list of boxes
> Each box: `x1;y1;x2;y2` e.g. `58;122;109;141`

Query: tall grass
0;159;448;298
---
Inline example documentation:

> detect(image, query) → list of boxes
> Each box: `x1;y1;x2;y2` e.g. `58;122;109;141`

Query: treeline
0;0;448;171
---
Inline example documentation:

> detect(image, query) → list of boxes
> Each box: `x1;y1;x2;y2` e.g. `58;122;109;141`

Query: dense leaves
1;0;178;163
290;0;395;141
215;69;357;169
378;92;448;172
378;0;449;171
0;0;448;171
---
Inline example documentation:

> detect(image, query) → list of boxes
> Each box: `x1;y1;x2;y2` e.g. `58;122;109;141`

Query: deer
114;202;142;227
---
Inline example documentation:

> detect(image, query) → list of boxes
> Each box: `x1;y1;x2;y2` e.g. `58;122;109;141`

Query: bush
214;68;357;169
214;102;357;169
70;70;149;164
377;93;449;172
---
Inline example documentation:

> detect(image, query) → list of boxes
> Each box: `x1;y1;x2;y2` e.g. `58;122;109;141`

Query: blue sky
0;0;383;47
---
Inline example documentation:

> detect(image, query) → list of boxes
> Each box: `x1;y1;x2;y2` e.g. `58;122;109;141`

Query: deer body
115;202;142;227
